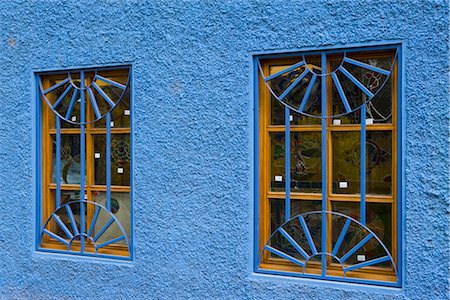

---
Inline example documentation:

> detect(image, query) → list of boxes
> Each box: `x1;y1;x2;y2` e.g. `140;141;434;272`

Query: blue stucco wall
0;0;448;299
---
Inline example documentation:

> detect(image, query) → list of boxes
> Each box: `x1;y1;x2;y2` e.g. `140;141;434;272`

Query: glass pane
49;190;85;237
290;132;322;193
332;132;360;194
45;75;80;129
331;70;363;124
270;133;285;192
366;77;392;124
93;191;130;245
331;201;392;264
51;135;85;185
93;88;130;128
271;97;321;125
366;131;392;195
270;199;323;263
270;198;322;232
94;134;131;186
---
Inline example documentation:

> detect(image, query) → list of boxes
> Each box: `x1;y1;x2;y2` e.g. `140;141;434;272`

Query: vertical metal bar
253;58;260;270
360;104;367;225
80;71;86;253
320;53;327;277
398;46;404;286
106;112;112;210
285;107;290;220
55;117;61;208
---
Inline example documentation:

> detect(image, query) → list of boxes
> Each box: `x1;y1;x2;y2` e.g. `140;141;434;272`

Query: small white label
357;255;366;262
339;181;348;189
333;119;341;125
94;153;101;159
124;109;130;116
71;116;77;122
366;118;374;125
84;194;88;200
77;98;81;103
117;168;124;174
289;115;293;122
110;121;115;127
274;175;283;182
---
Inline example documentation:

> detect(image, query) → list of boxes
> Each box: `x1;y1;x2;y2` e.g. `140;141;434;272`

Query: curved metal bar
39;200;131;256
38;68;130;125
259;210;398;280
257;49;398;119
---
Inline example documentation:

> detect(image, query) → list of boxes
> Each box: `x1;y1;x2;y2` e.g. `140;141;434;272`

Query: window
36;66;132;260
254;45;402;286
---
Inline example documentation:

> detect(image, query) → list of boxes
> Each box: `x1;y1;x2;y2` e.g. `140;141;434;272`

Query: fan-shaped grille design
38;69;130;125
259;211;398;284
258;51;397;118
40;200;130;257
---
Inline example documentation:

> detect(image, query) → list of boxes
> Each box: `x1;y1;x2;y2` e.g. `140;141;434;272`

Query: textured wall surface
0;0;448;299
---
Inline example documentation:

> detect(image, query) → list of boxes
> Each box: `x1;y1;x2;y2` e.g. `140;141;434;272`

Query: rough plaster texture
0;0;448;299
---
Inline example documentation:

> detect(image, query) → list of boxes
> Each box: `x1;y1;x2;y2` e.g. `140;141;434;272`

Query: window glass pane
366;131;392;195
51;135;85;185
291;132;322;193
93;89;130;128
48;190;85;239
270;199;322;264
332;132;360;194
270;133;285;192
331;201;392;266
93;191;130;246
366;77;392;124
94;134;130;186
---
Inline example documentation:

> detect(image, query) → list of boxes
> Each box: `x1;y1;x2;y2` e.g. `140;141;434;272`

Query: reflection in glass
94;88;130;128
332;132;360;194
290;132;321;193
331;201;392;266
270;133;285;192
93;191;130;245
94;135;130;186
270;199;323;261
366;131;392;195
51;135;84;184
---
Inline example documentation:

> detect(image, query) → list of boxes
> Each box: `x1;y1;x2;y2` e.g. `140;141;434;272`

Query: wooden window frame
37;67;132;258
255;47;401;286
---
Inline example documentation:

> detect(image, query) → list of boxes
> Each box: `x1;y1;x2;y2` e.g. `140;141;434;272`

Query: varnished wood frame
39;70;131;257
257;50;398;282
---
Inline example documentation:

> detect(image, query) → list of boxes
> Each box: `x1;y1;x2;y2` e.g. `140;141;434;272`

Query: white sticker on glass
84;194;88;200
289;115;293;122
357;255;366;262
124;110;130;116
71;116;77;122
333;119;341;125
275;175;283;182
366;118;374;125
110;121;115;127
94;153;101;159
339;181;348;189
117;168;124;174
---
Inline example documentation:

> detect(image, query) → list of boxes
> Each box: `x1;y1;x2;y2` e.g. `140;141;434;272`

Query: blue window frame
35;65;133;260
254;45;403;286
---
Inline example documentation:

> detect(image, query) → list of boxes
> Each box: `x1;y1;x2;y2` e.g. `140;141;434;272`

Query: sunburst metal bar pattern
257;47;400;286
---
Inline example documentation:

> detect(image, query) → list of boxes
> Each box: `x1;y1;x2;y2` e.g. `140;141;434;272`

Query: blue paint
284;106;290;220
0;1;446;299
